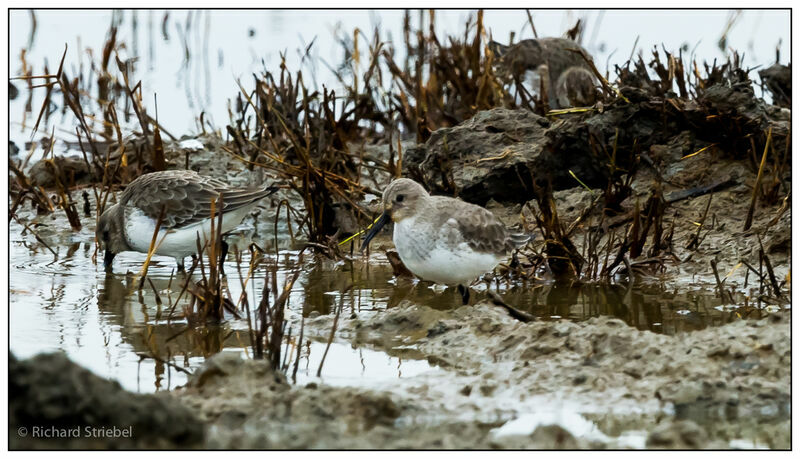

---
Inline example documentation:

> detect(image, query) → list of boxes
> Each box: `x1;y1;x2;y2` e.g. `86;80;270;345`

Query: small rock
646;420;708;449
530;424;578;449
427;321;449;337
479;384;497;396
10;353;203;449
572;373;588;385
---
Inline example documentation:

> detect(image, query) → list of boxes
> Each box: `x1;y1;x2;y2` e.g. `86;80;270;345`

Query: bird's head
96;204;129;272
360;178;429;252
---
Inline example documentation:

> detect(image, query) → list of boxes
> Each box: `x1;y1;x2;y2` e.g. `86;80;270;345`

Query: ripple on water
10;216;772;399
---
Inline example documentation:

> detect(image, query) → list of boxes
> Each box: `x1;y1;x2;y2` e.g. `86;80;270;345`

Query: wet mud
171;301;789;449
10;353;204;449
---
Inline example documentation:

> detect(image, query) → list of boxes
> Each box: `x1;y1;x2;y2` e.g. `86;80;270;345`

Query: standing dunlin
360;178;530;304
490;37;599;108
97;170;276;272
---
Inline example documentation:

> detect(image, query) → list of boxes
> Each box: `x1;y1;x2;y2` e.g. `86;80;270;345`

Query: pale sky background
9;9;790;144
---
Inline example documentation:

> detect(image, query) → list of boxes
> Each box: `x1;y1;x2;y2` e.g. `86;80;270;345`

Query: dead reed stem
743;128;772;231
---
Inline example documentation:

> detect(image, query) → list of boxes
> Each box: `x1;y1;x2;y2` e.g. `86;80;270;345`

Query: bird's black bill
359;211;391;252
103;250;116;272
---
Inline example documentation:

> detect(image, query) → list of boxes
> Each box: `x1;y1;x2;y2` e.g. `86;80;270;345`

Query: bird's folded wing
451;207;509;256
124;173;270;229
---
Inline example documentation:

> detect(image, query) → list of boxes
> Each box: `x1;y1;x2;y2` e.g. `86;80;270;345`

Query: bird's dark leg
457;284;470;305
219;240;229;275
176;257;186;273
187;254;198;272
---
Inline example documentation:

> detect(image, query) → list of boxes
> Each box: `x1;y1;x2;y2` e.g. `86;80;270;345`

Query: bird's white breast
123;204;254;258
393;217;502;285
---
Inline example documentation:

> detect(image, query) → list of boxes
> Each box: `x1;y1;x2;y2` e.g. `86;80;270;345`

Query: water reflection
10;214;766;393
300;257;753;335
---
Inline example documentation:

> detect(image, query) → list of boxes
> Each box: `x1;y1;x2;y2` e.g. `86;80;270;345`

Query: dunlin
360;178;530;304
97;170;276;272
490;37;598;109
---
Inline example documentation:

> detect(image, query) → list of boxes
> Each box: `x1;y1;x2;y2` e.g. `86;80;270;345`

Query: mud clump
402;56;790;237
529;424;580;449
337;301;790;448
176;352;603;449
9;352;204;449
29;156;91;189
202;300;791;448
758;63;791;108
646;420;715;449
177;353;405;449
347;300;454;347
403;108;608;205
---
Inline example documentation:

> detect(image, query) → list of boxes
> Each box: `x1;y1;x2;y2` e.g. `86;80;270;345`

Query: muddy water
9;217;435;392
10;205;755;394
9;188;791;449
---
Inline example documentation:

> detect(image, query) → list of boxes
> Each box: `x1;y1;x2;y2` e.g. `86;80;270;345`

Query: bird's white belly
124;205;253;258
393;218;502;285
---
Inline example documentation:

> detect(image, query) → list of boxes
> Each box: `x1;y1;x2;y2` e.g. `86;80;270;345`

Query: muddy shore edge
10;303;789;449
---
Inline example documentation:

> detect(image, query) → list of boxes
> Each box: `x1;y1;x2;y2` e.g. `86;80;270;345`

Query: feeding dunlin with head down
360;178;530;304
97;170;276;273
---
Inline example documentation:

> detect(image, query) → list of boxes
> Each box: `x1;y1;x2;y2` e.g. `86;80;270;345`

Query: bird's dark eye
396;194;405;203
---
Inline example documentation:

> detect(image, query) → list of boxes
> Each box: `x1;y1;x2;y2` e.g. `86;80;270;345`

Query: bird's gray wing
429;198;511;256
456;206;511;256
121;171;272;229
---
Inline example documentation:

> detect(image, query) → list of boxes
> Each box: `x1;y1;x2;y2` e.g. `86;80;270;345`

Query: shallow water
9;205;760;394
11;225;775;449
